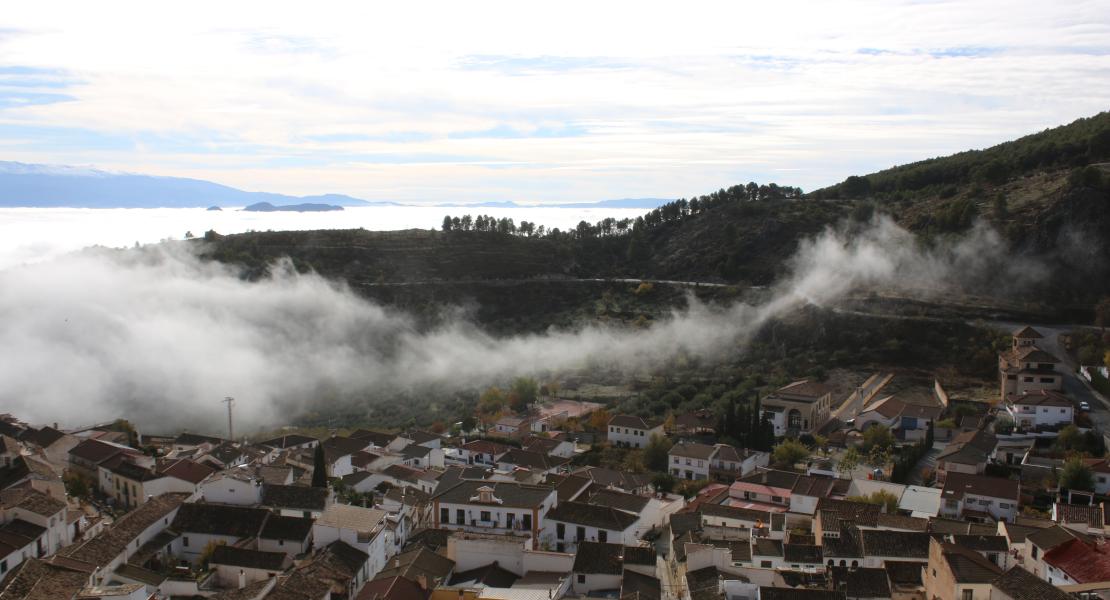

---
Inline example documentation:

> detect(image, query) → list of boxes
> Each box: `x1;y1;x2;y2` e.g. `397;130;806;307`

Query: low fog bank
0;216;1041;431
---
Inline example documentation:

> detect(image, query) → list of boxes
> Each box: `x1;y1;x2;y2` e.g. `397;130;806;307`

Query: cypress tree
312;443;328;488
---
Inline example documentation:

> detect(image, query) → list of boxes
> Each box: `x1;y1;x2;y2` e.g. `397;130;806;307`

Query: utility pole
222;397;234;441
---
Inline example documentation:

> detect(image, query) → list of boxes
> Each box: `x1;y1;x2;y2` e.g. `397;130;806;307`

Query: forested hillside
200;112;1110;317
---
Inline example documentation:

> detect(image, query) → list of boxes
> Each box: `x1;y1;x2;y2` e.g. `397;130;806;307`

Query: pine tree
312;443;328;488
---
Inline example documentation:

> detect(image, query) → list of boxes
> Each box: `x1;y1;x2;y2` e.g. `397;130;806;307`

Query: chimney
239;569;246;589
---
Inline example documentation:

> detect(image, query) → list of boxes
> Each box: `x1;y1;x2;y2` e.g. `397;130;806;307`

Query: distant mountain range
0;161;672;210
0;162;392;209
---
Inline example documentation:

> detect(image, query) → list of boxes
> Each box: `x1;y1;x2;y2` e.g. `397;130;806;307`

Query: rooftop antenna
222;397;235;441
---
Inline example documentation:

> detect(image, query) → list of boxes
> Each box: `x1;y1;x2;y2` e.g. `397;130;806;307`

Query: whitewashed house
607;415;664;449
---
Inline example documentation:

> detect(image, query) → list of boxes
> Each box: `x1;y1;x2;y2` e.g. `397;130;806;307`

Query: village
1;325;1109;600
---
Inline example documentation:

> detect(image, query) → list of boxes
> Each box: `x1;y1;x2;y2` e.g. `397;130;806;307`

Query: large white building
606;415;664;449
939;472;1019;523
1004;389;1074;429
541;501;641;553
432;480;556;540
998;326;1064;402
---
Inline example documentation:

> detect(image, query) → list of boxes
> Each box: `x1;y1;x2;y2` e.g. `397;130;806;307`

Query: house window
557;543;565;552
962;590;973;600
772;496;783;504
279;540;284;546
598;530;607;543
522;514;532;530
557;523;565;539
577;526;586;542
673;457;679;464
506;513;515;529
999;503;1010;509
1032;547;1039;559
441;508;450;524
578;574;585;584
183;537;190;547
1024;377;1034;383
457;509;465;524
480;511;491;522
761;561;772;568
1041;378;1054;383
0;560;5;574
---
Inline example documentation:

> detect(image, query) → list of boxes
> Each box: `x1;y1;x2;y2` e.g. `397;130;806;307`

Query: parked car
1079;401;1091;411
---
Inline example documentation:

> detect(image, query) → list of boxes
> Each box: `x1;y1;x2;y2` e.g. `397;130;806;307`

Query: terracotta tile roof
262;483;329;511
1043;538;1110;583
991;566;1073;600
861;530;930;559
548;473;592;502
19;427;67;449
587;488;651;514
941;542;1002;583
377;546;455;587
875;513;928;531
0;558;89;600
2;488;65;517
670;442;716;460
355;575;427;600
941;472;1019;502
60;493;188;566
157;458;216;484
791;475;836;497
1027;525;1089;550
841;567;891;598
260;515;314;541
817;498;881;528
316;504;387;536
1055;503;1104;528
547;500;639;531
460;439;512;456
1013;326;1044;339
609;415;661;430
621;569;661;600
350;429;400;448
774;379;832;399
172;502;270;537
68;439;133;464
1010;390;1072;408
738;469;799;490
936;430;997;466
573;541;624;575
623;546;656;566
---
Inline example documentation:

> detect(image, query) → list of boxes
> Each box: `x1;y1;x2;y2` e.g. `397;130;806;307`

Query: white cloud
0;0;1109;203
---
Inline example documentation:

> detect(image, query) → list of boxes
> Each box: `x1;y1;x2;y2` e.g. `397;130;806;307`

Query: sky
1;1;1109;204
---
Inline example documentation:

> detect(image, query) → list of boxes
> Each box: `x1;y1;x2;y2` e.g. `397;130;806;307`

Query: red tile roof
1043;538;1110;583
